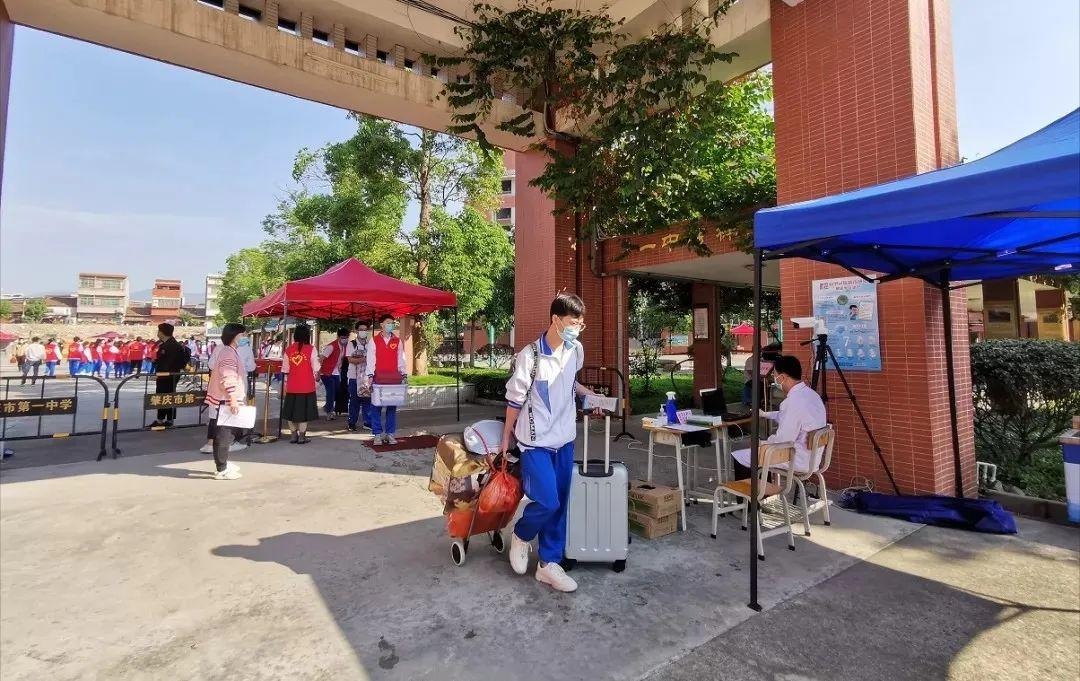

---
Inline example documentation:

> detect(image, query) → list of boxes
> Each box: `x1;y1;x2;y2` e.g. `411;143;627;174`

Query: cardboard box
628;509;678;539
629;480;682;518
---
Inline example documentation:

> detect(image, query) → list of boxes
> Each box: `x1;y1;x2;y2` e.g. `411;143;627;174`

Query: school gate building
0;0;974;496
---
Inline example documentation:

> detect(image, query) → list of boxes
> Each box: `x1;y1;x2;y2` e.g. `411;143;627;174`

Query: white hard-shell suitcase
563;412;630;572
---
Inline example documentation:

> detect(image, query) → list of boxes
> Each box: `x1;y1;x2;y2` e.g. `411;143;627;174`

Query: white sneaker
509;533;530;575
535;561;578;593
386;434;398;446
380;434;389;445
214;467;242;480
228;442;248;452
199;443;213;454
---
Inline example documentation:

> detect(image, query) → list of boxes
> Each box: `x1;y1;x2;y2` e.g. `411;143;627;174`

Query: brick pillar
364;35;377;61
514;147;627;396
691;283;718;408
299;14;313;41
771;0;974;496
0;0;11;197
262;0;278;28
392;44;405;69
332;24;346;51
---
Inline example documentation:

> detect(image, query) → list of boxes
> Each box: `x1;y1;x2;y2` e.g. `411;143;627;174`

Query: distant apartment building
204;273;224;325
494;152;515;229
150;279;183;322
77;272;129;322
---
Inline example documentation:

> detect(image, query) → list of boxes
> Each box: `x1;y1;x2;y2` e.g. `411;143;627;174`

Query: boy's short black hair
355;320;370;330
31;336;40;342
550;293;585;319
378;314;395;324
773;355;803;381
849;304;858;309
158;323;174;337
293;324;311;345
337;327;350;337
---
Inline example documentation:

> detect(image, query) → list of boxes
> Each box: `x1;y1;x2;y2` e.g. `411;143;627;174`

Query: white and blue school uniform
505;333;584;564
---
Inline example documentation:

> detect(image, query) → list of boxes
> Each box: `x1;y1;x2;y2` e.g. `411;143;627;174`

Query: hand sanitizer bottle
657;404;667;426
665;391;679;425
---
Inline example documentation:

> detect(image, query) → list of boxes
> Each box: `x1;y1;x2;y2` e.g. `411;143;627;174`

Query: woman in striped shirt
205;323;248;480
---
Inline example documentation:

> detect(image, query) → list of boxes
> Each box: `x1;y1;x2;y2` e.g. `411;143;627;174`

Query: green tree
0;300;12;320
628;280;690;394
228;115;513;375
431;0;775;251
179;310;196;326
22;298;48;323
217;248;287;324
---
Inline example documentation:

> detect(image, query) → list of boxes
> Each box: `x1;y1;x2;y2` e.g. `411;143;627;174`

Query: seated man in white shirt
732;354;827;477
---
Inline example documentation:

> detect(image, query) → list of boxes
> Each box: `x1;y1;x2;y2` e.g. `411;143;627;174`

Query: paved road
646;517;1080;681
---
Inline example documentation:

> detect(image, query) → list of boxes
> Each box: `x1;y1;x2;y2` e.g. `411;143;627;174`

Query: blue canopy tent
742;109;1079;610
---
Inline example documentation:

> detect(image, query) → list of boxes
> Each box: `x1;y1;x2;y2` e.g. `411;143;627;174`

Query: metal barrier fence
110;370;211;458
578;365;635;441
0;375;110;460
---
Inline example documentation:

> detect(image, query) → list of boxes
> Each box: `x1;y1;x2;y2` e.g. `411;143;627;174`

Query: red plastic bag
477;456;523;515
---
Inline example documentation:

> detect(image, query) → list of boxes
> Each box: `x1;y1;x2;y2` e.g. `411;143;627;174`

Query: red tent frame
242;258;463;422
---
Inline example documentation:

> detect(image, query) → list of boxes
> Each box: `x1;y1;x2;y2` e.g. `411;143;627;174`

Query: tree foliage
22;298;48;323
0;300;12;320
430;0;775;251
218;115;514;374
971;339;1080;471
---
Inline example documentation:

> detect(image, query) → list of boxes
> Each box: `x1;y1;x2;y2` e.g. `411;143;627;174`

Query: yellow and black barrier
0;375;110;460
110;370;211;458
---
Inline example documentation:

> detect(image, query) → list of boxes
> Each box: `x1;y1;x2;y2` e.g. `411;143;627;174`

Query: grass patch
408;373;458;386
629;367;743;414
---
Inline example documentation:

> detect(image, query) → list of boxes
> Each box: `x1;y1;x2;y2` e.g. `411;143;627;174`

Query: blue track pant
347;378;371;428
514;441;575;564
320;375;340;414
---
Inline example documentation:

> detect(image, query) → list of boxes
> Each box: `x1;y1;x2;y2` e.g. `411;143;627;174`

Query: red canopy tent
242;258;462;422
242;258;457;320
729;323;755;336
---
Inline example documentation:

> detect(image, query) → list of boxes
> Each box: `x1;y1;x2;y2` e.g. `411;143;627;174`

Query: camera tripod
803;333;900;496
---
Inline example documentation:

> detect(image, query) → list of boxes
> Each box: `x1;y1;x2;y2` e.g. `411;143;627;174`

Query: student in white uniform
500;293;603;594
732;355;827;476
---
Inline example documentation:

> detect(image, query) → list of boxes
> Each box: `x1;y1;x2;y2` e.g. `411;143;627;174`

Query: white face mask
356;330;369;339
382;322;395;333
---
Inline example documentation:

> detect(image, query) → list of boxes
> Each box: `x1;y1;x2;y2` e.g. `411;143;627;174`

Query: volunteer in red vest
90;340;104;377
364;314;407;445
105;342;121;379
44;338;61;377
81;341;94;375
281;324;320;444
128;337;145;377
318;328;351;421
67;337;83;376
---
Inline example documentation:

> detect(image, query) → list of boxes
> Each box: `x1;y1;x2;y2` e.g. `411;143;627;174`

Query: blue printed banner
811;276;882;371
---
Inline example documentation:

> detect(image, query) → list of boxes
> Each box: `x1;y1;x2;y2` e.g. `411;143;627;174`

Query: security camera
790;316;829;335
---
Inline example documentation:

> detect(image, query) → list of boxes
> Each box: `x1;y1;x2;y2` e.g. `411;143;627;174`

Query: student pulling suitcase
500;293;605;593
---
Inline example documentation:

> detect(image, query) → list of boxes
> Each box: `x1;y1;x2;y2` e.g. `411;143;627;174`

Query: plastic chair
710;442;796;560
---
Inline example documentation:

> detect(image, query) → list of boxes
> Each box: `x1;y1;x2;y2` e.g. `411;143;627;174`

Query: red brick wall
772;0;975;496
514;148;629;401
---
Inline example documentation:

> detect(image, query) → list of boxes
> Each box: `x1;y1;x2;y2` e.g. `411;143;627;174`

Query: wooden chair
791;425;835;536
710;442;796;560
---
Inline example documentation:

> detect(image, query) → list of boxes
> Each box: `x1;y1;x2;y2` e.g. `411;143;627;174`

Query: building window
312;29;331;46
376;50;389;64
495;207;512;222
153;298;180;309
196;0;224;9
79;278;95;289
403;58;415;72
238;4;261;21
344;39;361;56
277;17;298;35
501;179;513;194
100;279;123;290
78;296;94;307
430;66;440;79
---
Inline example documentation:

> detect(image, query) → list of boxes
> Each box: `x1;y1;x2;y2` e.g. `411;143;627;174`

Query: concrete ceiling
626;250;781;289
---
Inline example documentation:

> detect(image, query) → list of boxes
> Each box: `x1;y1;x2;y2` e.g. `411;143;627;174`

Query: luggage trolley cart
444;420;520;567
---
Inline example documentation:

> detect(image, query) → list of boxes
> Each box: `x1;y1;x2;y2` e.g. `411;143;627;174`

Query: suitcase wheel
612;560;626;573
491;531;505;554
560;558;577;572
451;540;467;567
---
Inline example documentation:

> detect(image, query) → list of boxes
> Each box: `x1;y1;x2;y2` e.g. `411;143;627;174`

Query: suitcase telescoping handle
581;411;612;476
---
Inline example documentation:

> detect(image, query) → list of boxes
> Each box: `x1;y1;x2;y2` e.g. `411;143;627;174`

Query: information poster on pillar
811;276;882;371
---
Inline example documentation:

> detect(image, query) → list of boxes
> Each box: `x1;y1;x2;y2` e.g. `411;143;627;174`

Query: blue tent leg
748;248;763;612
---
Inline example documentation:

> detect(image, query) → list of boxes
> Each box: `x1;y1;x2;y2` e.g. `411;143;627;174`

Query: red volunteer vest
285;343;317;394
67;342;81;359
319;340;345;376
45;343;60;362
373;334;401;382
90;346;102;361
127;342;143;361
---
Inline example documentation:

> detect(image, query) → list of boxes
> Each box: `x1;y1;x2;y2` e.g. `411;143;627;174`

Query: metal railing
0;375;110;460
109;370;210;457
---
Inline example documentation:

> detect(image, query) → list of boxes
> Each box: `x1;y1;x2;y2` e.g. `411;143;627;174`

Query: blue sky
1;0;1078;297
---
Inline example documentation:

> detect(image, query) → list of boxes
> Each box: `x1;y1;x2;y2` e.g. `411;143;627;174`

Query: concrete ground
1;418;1077;681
